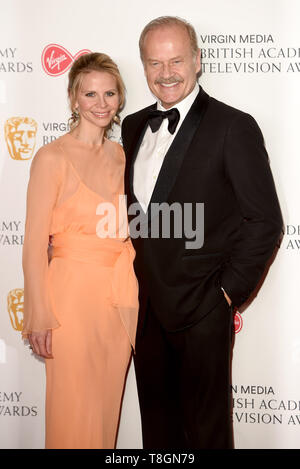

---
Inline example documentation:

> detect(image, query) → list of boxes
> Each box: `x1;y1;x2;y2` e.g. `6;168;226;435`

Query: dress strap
57;141;82;182
65;158;82;181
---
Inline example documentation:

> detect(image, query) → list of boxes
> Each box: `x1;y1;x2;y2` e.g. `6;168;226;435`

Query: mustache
155;77;184;85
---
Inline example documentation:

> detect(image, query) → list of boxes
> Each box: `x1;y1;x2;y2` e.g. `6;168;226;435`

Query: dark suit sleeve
221;113;283;307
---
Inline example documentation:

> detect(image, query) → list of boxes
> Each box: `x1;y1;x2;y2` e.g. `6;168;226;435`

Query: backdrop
0;0;299;449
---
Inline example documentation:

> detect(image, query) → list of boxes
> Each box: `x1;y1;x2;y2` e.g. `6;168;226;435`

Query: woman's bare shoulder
31;136;66;171
106;139;125;161
37;134;68;156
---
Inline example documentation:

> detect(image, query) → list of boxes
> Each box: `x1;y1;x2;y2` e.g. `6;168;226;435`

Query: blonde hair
68;52;125;134
139;16;199;63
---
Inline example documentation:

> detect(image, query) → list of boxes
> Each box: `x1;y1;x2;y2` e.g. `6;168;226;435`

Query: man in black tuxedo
121;16;283;449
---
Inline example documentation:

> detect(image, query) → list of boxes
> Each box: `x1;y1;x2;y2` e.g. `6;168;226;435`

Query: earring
113;114;120;125
68;107;80;130
71;107;80;121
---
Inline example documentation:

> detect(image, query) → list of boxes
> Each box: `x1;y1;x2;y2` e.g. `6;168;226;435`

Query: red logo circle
41;44;91;76
234;311;243;333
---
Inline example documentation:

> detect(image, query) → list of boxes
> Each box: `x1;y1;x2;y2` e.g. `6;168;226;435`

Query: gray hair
139;16;199;63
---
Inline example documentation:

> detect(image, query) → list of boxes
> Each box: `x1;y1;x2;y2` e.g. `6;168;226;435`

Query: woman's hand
28;330;53;359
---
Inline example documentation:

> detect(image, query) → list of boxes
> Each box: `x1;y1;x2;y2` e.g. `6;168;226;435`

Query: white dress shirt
133;83;199;212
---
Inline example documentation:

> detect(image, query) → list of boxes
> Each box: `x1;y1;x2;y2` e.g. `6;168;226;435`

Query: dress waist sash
51;232;139;348
52;232;127;266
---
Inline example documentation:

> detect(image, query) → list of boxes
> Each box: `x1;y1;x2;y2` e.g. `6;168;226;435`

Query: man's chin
157;92;181;108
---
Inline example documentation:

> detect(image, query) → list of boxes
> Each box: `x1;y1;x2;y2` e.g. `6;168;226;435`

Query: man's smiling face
142;24;201;109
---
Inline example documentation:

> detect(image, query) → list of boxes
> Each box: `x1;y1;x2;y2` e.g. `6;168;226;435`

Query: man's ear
195;48;201;74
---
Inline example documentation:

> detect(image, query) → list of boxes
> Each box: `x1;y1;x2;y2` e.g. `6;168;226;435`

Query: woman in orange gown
22;53;138;449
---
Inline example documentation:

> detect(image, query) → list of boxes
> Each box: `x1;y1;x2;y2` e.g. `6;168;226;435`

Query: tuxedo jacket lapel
148;87;209;209
127;87;209;211
127;104;155;206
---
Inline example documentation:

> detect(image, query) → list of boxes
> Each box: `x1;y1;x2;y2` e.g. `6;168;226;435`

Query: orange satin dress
22;133;138;449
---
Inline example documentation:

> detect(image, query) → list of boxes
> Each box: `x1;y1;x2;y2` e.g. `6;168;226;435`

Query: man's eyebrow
146;55;183;62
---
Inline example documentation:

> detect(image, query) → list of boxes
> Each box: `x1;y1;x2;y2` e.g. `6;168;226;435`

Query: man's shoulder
208;95;248;118
206;94;261;133
121;103;155;145
204;96;265;147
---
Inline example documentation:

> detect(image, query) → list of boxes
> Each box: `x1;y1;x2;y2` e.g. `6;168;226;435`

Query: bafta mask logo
5;117;37;160
7;288;24;332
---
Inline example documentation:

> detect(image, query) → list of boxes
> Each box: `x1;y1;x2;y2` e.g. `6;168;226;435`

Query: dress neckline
58;134;106;201
66;158;104;201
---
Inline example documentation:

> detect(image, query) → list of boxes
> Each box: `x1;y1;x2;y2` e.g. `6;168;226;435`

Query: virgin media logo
41;44;91;76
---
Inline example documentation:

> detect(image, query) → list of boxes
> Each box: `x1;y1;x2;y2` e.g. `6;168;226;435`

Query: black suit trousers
134;297;235;449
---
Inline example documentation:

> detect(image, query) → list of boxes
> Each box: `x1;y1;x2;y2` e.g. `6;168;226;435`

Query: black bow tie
148;108;180;135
